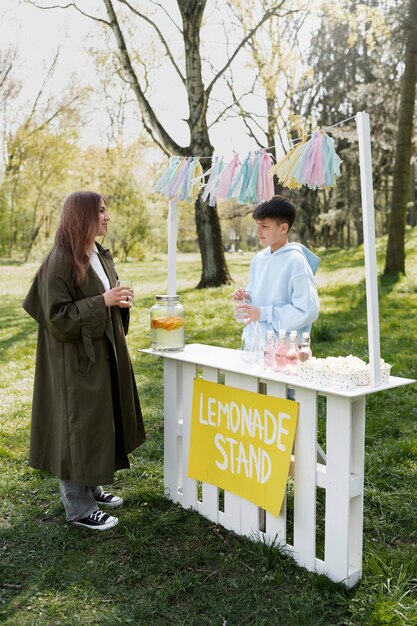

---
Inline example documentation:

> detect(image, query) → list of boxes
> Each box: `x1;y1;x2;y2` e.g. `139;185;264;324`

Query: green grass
1;231;417;626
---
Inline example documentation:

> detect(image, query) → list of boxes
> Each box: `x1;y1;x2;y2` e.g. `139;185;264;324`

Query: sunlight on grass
1;232;417;625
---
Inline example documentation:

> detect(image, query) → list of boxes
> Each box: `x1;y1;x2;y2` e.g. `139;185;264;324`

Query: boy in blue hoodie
233;195;320;344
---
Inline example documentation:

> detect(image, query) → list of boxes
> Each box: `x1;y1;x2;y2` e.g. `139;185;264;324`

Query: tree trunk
384;0;417;275
23;222;43;262
179;1;231;287
103;0;231;287
195;196;232;287
408;160;416;227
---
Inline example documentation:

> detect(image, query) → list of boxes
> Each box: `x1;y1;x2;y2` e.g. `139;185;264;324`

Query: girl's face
96;200;110;237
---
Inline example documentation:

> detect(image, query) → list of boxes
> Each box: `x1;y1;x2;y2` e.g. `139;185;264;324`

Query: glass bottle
299;332;312;363
263;329;276;370
286;330;299;375
275;329;288;372
150;295;185;351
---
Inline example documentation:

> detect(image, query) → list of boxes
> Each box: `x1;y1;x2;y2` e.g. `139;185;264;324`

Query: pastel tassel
190;159;204;201
168;157;193;198
202;156;224;206
214;153;240;198
180;157;197;201
322;132;342;188
244;151;261;204
239;153;259;203
293;131;322;188
228;152;250;200
154;156;181;195
256;149;275;202
271;130;342;190
270;141;306;189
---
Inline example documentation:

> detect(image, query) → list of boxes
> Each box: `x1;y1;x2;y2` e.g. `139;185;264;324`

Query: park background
0;1;416;624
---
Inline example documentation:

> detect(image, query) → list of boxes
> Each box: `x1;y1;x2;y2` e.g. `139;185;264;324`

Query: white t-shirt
89;244;110;292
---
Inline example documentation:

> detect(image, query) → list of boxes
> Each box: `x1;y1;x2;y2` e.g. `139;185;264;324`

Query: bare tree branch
28;93;82;136
103;0;188;155
208;77;260;129
25;50;60;129
222;204;256;219
0;47;17;92
26;0;74;8
116;0;186;85
205;0;288;97
149;0;182;34
226;76;266;145
26;0;111;25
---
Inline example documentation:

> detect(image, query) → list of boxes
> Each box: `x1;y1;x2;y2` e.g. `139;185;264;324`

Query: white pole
356;112;381;386
167;198;178;296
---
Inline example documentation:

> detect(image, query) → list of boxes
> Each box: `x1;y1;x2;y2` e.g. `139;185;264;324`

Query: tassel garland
270;130;342;190
154;130;342;203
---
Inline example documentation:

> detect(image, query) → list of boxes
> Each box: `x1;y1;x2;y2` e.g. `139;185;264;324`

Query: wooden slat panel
264;380;288;545
198;365;219;523
156;346;374;588
164;360;181;504
181;362;198;510
292;386;318;570
349;398;365;574
222;370;258;535
324;394;352;583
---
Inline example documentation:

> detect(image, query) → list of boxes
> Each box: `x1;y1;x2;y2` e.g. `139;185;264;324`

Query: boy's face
256;218;289;252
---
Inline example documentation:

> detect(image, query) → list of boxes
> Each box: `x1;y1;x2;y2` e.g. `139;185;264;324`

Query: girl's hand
103;286;133;308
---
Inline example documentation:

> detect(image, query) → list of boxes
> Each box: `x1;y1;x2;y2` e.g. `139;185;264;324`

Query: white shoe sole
71;517;119;531
95;498;123;508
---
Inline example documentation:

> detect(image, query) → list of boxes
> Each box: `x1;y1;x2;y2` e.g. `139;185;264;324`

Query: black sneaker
71;510;118;531
94;491;123;508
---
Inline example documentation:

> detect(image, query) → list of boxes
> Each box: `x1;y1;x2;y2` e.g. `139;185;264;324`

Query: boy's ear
281;222;289;234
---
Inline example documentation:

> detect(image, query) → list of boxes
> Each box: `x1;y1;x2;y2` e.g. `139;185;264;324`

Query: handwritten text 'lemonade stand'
188;379;299;516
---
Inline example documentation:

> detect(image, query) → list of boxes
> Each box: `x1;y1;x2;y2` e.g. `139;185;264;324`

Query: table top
139;343;416;399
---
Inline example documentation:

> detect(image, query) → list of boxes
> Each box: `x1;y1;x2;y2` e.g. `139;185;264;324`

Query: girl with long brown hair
24;191;146;531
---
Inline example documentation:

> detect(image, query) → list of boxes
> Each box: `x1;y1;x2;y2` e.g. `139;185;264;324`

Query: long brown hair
40;191;104;285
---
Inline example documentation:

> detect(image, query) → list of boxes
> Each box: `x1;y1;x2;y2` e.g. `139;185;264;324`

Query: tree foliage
384;0;417;276
1;0;415;269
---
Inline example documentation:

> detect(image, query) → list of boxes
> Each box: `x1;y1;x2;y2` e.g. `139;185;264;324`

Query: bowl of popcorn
298;355;391;389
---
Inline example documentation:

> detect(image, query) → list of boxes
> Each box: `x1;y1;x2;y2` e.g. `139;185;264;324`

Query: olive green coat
23;243;146;485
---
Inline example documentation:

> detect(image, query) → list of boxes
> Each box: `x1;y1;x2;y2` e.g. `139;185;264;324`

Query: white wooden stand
142;343;414;588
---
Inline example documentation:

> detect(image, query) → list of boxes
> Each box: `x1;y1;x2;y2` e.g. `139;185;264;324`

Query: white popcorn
298;356;391;389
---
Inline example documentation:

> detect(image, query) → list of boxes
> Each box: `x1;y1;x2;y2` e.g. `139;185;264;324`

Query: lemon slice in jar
151;316;185;331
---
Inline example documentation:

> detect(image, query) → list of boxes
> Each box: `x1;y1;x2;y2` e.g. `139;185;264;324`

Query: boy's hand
237;304;260;323
232;288;249;302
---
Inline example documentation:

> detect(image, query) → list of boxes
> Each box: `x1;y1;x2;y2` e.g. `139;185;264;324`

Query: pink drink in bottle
275;329;288;372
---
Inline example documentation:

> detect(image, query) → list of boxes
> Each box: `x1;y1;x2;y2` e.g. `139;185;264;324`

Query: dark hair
39;190;104;284
253;195;296;230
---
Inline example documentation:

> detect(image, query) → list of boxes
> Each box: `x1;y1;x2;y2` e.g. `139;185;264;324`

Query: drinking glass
240;335;257;363
234;298;250;324
116;279;134;304
239;322;264;366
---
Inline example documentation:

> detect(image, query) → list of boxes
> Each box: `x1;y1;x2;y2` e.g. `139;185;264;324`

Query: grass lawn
0;230;416;626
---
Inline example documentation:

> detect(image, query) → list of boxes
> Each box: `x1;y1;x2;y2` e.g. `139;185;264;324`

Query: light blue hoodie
243;242;320;343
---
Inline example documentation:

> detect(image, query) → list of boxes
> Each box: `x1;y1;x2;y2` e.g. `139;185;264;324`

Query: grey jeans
59;480;104;522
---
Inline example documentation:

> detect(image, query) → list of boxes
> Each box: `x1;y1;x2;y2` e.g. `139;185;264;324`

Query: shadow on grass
0;319;37;359
0;258;24;266
0;475;353;626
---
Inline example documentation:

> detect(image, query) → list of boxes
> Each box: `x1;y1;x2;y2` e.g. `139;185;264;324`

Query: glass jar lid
155;294;180;302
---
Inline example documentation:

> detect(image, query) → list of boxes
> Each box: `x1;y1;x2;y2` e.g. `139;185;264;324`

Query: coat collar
95;241;112;260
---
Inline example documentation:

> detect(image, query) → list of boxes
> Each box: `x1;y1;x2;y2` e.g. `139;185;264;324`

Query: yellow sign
188;378;299;517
